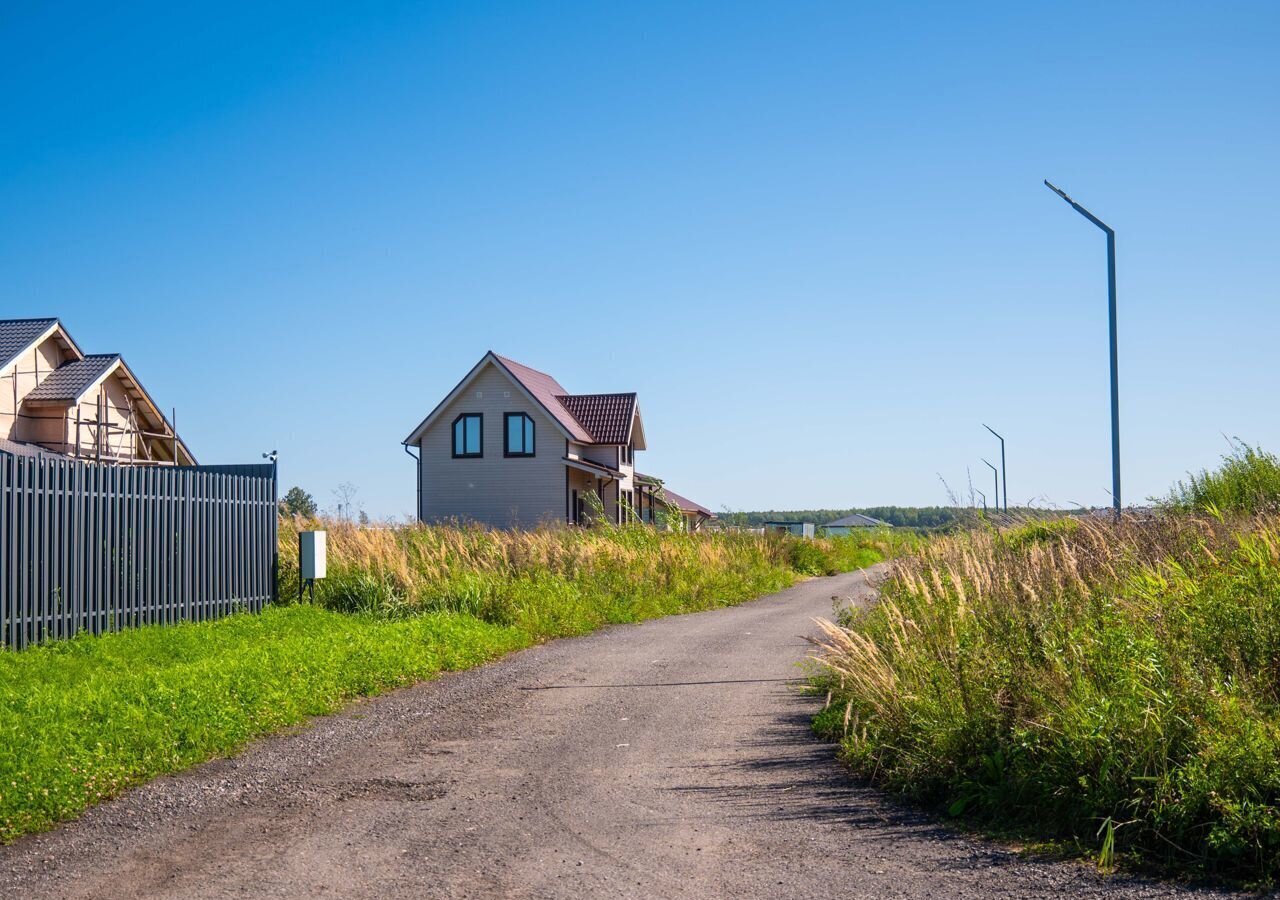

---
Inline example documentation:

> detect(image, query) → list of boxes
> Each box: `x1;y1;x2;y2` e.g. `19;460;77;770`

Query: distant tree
332;482;359;521
280;486;318;518
358;509;370;526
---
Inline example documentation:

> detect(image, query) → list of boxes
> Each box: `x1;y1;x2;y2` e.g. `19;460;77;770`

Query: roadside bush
1166;442;1280;516
810;507;1280;883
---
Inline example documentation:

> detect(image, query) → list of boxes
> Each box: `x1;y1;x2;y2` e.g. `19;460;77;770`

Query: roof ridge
0;317;58;324
555;391;637;399
492;352;561;383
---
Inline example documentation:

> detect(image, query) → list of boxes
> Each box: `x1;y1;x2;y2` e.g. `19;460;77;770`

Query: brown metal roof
24;354;119;403
555;393;636;445
656;485;714;518
407;352;643;448
562;456;624;479
492;354;595;443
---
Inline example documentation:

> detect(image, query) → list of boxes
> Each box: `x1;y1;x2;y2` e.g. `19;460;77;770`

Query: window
452;413;482;458
504;412;535;457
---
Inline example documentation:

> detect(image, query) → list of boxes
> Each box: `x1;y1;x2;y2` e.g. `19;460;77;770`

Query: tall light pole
1045;179;1121;520
975;488;987;515
983;424;1007;512
982;459;999;517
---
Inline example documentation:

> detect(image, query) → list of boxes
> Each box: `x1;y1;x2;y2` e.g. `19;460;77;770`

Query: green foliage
812;507;1280;884
279;486;318;518
723;507;1077;531
722;506;965;529
2;520;889;843
1166;443;1280;517
0;606;524;843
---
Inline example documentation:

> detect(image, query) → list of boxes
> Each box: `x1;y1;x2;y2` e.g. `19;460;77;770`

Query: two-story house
403;351;709;529
1;317;194;465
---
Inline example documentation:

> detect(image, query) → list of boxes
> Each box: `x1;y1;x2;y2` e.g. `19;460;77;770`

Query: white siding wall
418;363;570;528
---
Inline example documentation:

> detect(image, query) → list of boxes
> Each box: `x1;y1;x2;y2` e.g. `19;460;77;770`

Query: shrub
1166;443;1280;516
810;510;1280;883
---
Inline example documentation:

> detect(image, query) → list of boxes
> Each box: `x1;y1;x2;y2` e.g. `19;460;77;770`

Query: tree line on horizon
720;505;1081;530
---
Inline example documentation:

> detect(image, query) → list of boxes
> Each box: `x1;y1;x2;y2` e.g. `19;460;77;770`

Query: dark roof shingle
0;318;58;369
555;393;637;445
0;437;71;459
25;354;119;402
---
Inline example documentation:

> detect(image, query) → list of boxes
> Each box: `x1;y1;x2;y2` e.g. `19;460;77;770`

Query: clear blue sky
3;2;1277;517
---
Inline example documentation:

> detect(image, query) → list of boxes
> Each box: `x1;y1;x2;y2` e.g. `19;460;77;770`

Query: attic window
504;412;535;458
452;413;482;458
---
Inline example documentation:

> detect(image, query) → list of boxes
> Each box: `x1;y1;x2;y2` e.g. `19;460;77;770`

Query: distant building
763;521;815;539
821;513;892;536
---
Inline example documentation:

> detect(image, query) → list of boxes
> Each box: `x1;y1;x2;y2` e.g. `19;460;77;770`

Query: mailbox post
299;530;327;601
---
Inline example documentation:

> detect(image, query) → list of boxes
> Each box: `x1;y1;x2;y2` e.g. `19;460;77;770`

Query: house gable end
405;352;578;447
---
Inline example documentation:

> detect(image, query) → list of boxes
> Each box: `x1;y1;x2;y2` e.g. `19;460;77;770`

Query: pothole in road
334;777;449;803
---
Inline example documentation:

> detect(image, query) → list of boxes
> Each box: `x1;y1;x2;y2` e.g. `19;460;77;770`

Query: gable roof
657;486;714;518
0;317;65;369
404;351;644;447
493;354;594;442
24;354;120;403
555;393;637;445
824;513;890;528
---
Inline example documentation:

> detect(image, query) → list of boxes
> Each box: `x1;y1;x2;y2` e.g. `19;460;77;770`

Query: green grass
1166;442;1280;517
810;452;1280;884
1;522;890;844
0;606;524;843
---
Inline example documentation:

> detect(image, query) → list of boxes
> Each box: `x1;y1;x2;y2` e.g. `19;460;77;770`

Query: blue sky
3;1;1277;517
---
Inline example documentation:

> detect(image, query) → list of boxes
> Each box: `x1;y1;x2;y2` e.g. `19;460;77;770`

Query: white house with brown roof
403;351;711;529
0;318;194;465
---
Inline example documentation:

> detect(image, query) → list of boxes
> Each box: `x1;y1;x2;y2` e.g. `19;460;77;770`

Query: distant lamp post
983;425;1007;512
1044;179;1121;520
975;488;987;515
982;459;999;517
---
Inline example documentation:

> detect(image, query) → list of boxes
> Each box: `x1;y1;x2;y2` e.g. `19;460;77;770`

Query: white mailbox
299;530;327;580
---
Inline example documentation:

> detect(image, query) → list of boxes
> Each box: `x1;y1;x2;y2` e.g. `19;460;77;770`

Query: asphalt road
0;567;1246;899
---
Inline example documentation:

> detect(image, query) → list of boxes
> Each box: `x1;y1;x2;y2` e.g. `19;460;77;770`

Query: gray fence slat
0;452;277;649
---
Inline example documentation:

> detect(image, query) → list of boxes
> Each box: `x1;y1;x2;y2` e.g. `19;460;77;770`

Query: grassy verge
810;447;1280;884
1;522;888;843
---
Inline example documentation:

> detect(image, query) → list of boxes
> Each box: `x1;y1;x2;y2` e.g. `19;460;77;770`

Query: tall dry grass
278;519;885;639
811;511;1280;882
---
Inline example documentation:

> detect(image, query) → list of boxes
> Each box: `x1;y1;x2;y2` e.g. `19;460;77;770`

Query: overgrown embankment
1;522;888;843
811;446;1280;884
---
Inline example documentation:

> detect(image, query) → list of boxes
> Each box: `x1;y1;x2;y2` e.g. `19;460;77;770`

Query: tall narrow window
452;413;482;458
504;412;535;457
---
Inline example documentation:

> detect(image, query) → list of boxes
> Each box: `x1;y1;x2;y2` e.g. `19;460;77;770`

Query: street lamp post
982;459;999;518
983;424;1007;512
1044;180;1121;520
975;488;987;515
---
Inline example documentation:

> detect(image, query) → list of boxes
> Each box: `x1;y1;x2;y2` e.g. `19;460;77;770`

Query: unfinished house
0;318;195;465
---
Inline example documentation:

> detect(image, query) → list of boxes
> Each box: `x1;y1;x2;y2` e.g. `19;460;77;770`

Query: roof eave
403;351;579;446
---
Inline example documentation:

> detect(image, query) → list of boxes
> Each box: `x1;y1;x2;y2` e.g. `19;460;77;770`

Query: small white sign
300;530;327;580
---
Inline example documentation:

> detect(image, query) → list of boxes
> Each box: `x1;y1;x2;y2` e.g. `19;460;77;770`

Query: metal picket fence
0;449;278;650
